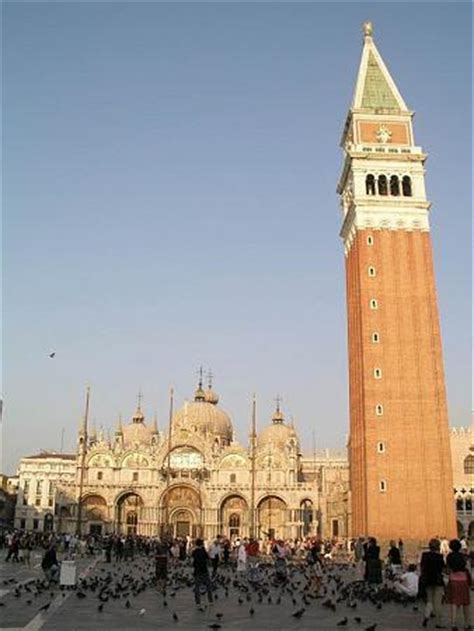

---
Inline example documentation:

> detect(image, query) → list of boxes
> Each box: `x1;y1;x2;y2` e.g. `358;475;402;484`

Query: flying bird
49;352;56;358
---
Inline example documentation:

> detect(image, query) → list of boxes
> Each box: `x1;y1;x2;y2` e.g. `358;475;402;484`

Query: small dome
122;405;152;447
257;405;298;450
258;422;298;450
173;399;233;443
204;387;219;405
122;421;152;447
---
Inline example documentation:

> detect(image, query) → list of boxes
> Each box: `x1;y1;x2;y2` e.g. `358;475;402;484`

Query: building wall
13;454;76;531
450;426;474;538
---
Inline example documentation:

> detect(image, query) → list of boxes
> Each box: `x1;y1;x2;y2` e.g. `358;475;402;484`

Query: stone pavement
1;556;472;631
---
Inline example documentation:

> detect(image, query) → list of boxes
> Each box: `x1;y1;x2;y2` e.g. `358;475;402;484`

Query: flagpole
250;393;257;538
76;385;90;536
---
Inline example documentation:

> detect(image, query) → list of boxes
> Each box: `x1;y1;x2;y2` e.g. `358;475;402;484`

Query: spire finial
272;394;284;424
137;390;143;412
363;21;373;38
207;369;213;389
194;367;206;401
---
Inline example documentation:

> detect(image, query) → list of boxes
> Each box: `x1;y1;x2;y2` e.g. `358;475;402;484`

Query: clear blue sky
3;3;472;473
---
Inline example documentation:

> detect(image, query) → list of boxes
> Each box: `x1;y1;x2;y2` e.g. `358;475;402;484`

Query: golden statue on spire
363;21;373;37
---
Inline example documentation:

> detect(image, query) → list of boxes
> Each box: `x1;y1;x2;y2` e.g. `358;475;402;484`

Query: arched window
229;473;236;484
465;497;472;511
378;175;388;196
366;174;376;195
456;497;464;511
390;175;400;196
464;455;474;475
229;513;240;536
127;511;138;526
402;176;412;196
300;499;313;536
229;513;240;528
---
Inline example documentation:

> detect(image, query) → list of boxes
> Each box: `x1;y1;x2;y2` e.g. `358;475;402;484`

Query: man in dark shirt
192;539;213;609
420;538;445;628
388;540;402;566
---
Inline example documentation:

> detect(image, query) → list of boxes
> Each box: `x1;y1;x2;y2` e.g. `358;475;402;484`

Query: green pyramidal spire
351;23;408;113
361;51;400;110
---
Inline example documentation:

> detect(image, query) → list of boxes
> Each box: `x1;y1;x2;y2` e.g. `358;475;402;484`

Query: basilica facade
14;380;349;541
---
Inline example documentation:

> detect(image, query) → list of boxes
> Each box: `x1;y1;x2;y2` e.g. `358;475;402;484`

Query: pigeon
139;608;146;616
216;612;223;619
364;625;377;631
172;612;179;621
337;618;348;626
76;591;86;599
208;625;221;630
291;608;306;618
249;607;255;615
354;617;362;624
97;603;104;612
125;599;131;608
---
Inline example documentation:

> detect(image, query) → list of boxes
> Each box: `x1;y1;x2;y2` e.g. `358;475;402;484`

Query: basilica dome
122;407;153;447
173;383;233;445
257;406;299;450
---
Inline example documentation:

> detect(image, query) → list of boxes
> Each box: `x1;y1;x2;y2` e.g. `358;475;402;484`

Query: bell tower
337;23;456;541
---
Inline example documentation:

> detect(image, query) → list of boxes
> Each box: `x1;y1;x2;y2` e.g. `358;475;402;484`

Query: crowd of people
1;528;472;629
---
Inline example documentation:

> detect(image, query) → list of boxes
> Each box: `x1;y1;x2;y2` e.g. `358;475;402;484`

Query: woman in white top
237;542;247;573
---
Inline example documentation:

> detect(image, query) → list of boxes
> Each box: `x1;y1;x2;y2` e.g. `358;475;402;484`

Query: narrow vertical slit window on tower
372;332;380;343
367;235;374;245
379;480;387;492
377;442;385;453
370;299;378;309
374;368;382;379
375;404;384;415
368;266;376;277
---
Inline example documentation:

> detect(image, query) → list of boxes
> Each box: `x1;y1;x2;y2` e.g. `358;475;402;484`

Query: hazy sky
3;3;472;474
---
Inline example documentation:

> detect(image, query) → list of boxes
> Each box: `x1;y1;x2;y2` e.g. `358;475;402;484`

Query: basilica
13;378;349;540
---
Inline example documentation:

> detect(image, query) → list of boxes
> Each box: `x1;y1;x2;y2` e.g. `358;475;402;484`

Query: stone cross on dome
132;390;145;422
194;366;206;401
